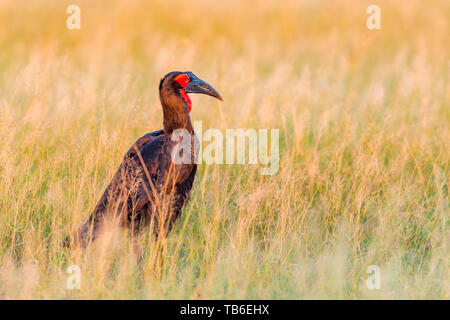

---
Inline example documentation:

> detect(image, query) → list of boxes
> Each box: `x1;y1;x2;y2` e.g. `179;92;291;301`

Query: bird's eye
174;74;189;87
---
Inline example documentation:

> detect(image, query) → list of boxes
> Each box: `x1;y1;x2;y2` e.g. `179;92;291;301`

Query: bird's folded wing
123;129;164;161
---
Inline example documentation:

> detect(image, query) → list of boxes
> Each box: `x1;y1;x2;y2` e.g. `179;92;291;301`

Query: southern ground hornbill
64;71;222;248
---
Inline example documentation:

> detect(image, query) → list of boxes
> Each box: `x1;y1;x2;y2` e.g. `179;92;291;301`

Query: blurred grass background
0;0;448;298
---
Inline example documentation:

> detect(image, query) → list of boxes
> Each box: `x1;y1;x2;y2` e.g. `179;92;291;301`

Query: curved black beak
185;72;223;101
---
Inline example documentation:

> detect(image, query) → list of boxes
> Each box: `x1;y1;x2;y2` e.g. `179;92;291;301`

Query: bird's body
65;71;222;248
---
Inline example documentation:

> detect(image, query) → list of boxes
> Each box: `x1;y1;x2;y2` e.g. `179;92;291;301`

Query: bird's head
159;71;222;113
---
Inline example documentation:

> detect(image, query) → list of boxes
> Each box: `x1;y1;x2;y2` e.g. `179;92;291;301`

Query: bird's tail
62;220;96;249
62;235;72;248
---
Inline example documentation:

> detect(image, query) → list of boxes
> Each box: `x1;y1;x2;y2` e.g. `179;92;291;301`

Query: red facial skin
174;74;192;112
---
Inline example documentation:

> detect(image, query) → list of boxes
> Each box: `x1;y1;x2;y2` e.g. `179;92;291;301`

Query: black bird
65;71;222;248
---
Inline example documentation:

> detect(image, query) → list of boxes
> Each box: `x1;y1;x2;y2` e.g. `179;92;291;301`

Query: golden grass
0;0;448;299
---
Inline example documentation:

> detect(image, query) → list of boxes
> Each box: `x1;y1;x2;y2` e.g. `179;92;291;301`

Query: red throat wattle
180;89;192;112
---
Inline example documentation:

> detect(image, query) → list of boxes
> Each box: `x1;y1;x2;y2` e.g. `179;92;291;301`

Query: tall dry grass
0;0;448;299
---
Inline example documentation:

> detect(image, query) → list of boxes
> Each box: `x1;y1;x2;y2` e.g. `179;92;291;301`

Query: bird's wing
123;129;164;161
127;134;196;215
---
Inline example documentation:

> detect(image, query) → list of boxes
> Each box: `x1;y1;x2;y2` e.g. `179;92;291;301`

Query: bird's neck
162;101;194;134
